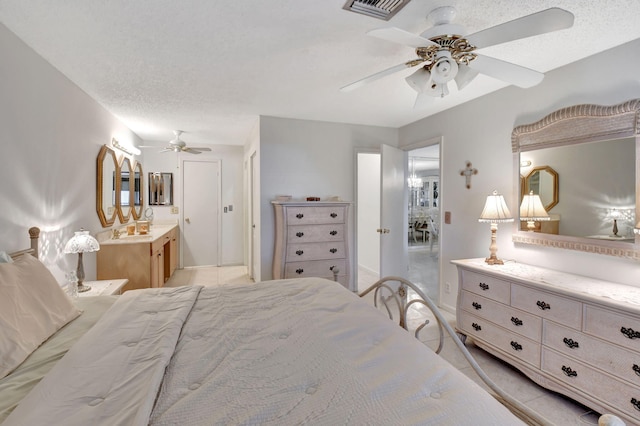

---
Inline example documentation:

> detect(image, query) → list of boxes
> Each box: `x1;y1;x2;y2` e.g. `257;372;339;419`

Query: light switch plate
170;206;179;214
445;211;451;224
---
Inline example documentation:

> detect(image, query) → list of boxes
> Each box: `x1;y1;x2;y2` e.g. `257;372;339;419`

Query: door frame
180;157;222;268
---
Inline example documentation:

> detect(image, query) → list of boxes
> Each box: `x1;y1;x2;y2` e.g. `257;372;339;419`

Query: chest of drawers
453;258;640;425
272;201;351;289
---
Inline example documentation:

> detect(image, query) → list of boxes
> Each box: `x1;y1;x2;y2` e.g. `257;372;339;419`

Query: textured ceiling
1;0;639;147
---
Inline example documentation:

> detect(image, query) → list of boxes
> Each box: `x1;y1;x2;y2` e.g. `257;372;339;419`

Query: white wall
258;116;398;282
0;23;141;283
399;38;640;311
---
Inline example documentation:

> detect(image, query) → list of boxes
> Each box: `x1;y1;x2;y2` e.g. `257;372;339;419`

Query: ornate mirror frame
523;165;559;211
511;99;640;260
116;157;132;223
96;145;118;227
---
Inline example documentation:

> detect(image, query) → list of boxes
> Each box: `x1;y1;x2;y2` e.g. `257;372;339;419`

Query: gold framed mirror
512;99;640;260
523;166;558;211
131;161;143;220
116;157;132;223
96;145;118;227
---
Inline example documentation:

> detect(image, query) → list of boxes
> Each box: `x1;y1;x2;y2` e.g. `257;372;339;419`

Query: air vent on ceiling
342;0;411;21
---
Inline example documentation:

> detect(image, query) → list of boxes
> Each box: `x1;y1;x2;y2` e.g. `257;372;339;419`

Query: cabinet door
169;232;177;276
150;248;164;288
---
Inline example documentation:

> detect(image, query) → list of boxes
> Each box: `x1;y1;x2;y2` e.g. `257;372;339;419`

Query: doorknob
376;228;390;234
185;218;191;224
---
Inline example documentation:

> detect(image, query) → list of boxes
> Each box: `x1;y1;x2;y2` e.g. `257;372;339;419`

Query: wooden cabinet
98;225;179;292
453;258;640;425
272;201;351;289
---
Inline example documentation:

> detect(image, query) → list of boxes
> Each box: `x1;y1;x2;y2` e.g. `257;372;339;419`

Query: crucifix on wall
460;161;478;189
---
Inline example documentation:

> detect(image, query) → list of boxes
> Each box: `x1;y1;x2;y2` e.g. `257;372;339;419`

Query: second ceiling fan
341;6;574;105
160;130;212;154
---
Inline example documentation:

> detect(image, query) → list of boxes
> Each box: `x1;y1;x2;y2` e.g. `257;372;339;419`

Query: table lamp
478;190;513;265
63;228;100;292
520;191;550;232
609;209;623;238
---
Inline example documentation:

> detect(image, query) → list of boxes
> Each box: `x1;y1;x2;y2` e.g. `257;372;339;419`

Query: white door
249;151;259;280
182;160;220;267
380;144;408;278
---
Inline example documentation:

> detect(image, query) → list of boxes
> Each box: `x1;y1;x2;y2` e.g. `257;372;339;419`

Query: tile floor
165;265;605;425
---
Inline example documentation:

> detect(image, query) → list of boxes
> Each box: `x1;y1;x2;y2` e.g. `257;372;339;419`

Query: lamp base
484;255;504;265
77;283;92;293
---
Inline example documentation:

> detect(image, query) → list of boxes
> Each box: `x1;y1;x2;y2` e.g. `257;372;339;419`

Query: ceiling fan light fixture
405;67;431;93
426;81;449;98
430;52;458;84
454;63;479;90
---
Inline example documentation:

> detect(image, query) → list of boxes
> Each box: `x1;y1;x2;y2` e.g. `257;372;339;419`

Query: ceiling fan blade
469;54;544;88
413;92;434;109
159;148;172;153
182;148;202;154
341;61;422;92
367;27;439;49
189;147;212;152
466;8;574;49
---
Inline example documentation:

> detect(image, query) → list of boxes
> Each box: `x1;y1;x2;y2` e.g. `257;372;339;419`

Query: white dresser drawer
284;259;346;280
542;347;640;423
286;206;345;225
286;241;346;262
511;284;582;330
460;291;542;341
460;270;510;304
287;224;345;243
584;304;640;352
458;311;541;367
544;320;640;387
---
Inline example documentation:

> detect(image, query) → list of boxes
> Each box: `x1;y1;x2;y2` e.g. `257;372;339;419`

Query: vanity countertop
98;223;177;246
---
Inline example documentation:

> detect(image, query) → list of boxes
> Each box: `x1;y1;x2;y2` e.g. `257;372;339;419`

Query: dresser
272;201;351;289
453;258;640;425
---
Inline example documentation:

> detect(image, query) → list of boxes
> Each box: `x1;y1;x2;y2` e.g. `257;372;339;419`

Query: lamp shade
478;190;514;223
520;191;550;221
63;229;100;254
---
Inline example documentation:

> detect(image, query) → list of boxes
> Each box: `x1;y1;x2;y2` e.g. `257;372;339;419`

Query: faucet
112;228;121;239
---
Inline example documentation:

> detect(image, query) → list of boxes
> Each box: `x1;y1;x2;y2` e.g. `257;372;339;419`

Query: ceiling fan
159;130;212;154
341;6;574;105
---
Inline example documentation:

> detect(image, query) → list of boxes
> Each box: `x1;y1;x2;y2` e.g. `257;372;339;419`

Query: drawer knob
510;341;523;351
296;213;304;219
296;250;304;256
296;232;304;238
472;323;482;331
563;337;579;349
329;248;337;254
631;398;640;412
472;302;482;310
621;326;640;339
479;283;489;291
295;268;304;275
511;317;523;326
562;366;577;377
536;301;551;310
330;230;338;236
633;364;640;377
330;212;337;218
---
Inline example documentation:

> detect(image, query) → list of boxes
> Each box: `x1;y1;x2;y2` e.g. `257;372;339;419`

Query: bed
0;228;623;425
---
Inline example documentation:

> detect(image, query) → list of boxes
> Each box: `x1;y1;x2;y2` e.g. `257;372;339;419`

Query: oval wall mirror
524;166;558;211
131;161;143;220
117;157;132;223
96;145;118;227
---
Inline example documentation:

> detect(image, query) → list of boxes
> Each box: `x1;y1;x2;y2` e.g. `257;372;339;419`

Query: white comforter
5;278;524;425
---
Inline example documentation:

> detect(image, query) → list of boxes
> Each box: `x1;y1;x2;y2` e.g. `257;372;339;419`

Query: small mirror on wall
149;172;173;205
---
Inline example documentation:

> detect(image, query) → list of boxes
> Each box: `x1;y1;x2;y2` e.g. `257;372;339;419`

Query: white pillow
0;251;13;263
0;254;81;379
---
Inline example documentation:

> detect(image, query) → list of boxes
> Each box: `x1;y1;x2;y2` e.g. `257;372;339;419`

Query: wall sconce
112;138;141;156
520;191;550;232
478;190;513;265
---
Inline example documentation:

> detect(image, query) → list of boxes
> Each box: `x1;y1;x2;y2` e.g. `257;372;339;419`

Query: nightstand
78;279;128;296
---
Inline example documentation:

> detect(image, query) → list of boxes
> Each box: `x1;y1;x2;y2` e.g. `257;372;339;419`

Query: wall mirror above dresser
512;99;640;260
96;145;118;227
116;157;132;223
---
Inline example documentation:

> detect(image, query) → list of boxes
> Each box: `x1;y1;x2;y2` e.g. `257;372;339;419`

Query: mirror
512;99;640;259
131;162;143;220
117;157;132;223
96;145;118;227
148;172;173;205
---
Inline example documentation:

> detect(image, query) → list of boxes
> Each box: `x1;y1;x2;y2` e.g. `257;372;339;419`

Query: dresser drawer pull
621;326;640;339
511;317;523;326
563;338;579;349
329;248;337;253
633;364;640;377
295;268;304;275
472;302;482;310
631;398;640;412
330;212;337;218
510;341;522;351
472;323;482;331
295;250;304;256
329;230;338;236
562;366;577;377
296;213;304;219
479;282;489;291
536;301;551;310
296;232;304;238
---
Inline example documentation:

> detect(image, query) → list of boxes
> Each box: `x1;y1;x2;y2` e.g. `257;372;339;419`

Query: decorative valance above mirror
511;99;640;260
96;145;118;227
